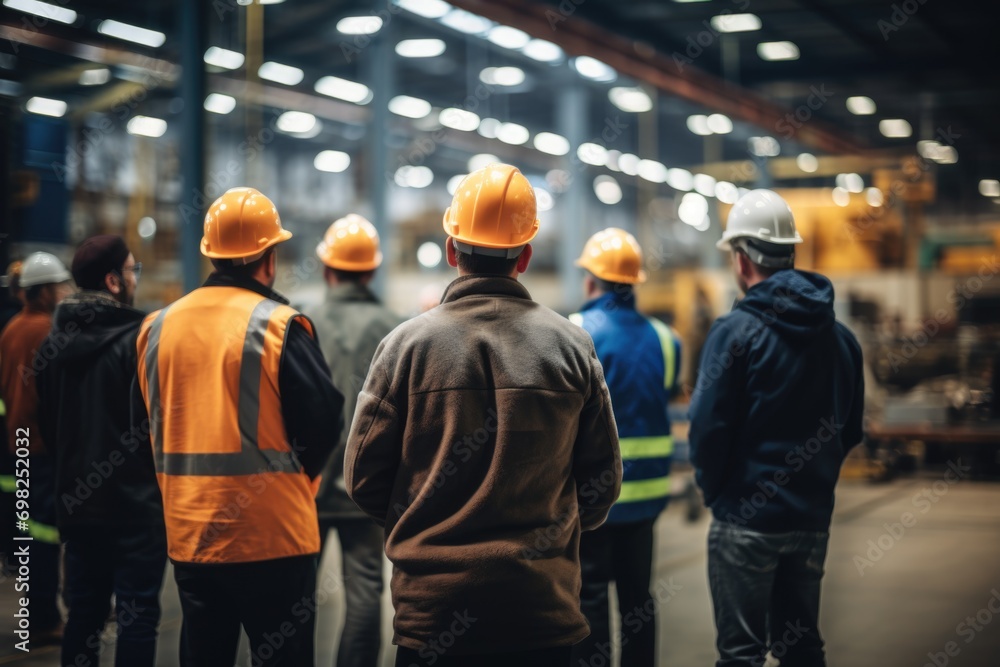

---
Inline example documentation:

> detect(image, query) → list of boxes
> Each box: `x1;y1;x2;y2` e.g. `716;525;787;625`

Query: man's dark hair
210;247;275;280
588;272;633;296
455;251;519;276
325;266;375;284
24;284;46;303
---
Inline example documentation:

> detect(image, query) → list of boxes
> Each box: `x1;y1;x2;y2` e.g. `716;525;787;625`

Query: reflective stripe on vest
618;435;674;459
25;518;60;544
645;316;676;390
144;299;302;477
0;475;15;493
618;475;671;503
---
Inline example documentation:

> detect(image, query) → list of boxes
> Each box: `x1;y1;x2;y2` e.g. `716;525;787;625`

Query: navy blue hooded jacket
688;270;864;532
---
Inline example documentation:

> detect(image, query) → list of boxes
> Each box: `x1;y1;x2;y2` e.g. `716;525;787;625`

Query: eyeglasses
123;263;142;281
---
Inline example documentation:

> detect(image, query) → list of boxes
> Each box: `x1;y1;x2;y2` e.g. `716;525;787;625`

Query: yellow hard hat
443;163;540;252
316;214;383;271
201;187;292;261
575;227;647;284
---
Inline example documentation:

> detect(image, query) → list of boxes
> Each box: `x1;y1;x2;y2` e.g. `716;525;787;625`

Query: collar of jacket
64;289;139;312
579;288;636;314
325;281;379;305
441;275;532;304
202;271;290;305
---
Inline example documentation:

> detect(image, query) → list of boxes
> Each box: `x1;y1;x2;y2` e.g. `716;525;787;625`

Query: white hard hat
20;252;72;288
717;189;803;251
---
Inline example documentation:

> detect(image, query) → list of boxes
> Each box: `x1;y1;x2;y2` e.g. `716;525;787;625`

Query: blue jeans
62;524;167;667
707;521;828;667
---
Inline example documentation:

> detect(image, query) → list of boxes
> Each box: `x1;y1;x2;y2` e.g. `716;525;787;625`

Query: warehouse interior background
2;0;1000;665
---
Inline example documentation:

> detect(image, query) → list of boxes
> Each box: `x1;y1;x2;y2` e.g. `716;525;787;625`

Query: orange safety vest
136;286;321;564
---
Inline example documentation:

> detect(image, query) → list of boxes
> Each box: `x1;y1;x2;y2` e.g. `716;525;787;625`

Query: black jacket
688;270;864;532
37;291;164;535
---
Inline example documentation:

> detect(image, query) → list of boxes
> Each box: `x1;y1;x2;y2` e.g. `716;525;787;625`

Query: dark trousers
319;517;384;667
570;518;657;667
707;521;829;667
61;524;167;667
174;554;318;667
395;645;572;667
28;452;62;630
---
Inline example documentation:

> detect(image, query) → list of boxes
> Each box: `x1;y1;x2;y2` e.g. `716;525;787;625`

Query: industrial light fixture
314;150;351;173
879;119;912;138
447;174;466;195
832;187;850;207
797;153;819;173
535;188;554;212
594;175;622;205
748;136;780;157
706;113;733;134
26;96;66;117
609;87;652;113
79;68;110;86
98;20;165;48
126;116;167;138
388;95;432;119
276;111;317;134
710;13;762;33
487;26;530;50
258;61;304;86
678;192;710;230
395;0;451;19
979;180;1000;197
715;181;739;204
693;173;717;197
578;142;609;166
496;122;529;145
757;41;799;61
846;96;876;115
439;108;480;131
865;188;884;207
522;39;562;62
440;9;491;35
204;93;236;115
637;159;668;184
336;16;383;35
479;67;524;87
836;173;864;194
468;154;498;171
477;118;501;138
395;165;434;188
533;132;570;156
315;76;372;104
618;153;640;176
667;168;694;191
204;47;245;70
686;115;712;136
573;56;615;82
417;242;443;269
3;0;76;24
395;39;446;58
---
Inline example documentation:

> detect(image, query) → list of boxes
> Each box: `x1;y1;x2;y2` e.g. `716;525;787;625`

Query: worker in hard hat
688;189;864;667
0;251;74;643
568;228;680;667
36;236;166;667
0;259;24;574
133;187;344;666
345;163;621;667
307;214;402;667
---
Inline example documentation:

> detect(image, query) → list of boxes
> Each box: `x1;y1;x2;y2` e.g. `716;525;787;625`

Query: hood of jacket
736;269;835;342
50;291;146;361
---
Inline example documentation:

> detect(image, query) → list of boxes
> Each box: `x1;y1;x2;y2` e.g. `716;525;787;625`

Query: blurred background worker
133;187;344;667
345;163;622;667
308;214;402;667
689;190;865;667
569;228;681;667
0;251;73;644
0;261;24;574
36;236;166;667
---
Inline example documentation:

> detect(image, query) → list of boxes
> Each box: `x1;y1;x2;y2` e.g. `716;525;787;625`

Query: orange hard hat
443;163;540;252
316;214;383;271
201;187;292;261
576;227;648;284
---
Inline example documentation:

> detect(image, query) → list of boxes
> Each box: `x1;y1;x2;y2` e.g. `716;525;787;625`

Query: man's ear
104;272;121;295
515;244;532;274
445;237;459;268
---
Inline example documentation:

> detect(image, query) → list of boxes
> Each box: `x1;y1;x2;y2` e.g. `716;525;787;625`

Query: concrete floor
2;472;999;666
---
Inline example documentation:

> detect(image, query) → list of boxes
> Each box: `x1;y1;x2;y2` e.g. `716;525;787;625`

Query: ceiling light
487;26;529;50
314;150;351;173
797;153;819;173
204;93;236;115
678;192;709;226
535;188;554;212
931;145;958;164
533;132;570;156
757;41;799;61
710;13;761;33
337;16;383;35
388;95;432;119
686;114;712;136
497;122;529;145
477;118;501;138
706;113;733;134
259;0;286;4
394;165;434;188
137;216;156;239
395;39;446;58
79;68;110;86
204;46;244;70
126;116;167;138
667;168;693;191
26;96;66;117
637;159;668;183
258;61;303;86
417;242;443;269
276;111;317;134
468;154;498;171
578;142;609;166
522;39;563;62
315;76;372;104
98;20;165;47
609;87;652;113
865;188;883;207
846;96;876;115
594;175;622;205
694;173;717;197
573;56;616;82
748;136;780;156
879;119;912;138
832;187;850;207
447;174;466;195
396;0;451;19
836;173;864;193
440;9;491;35
715;181;739;204
605;150;621;171
618;153;639;176
978;180;1000;197
3;0;76;24
439;108;480;131
479;66;524;86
